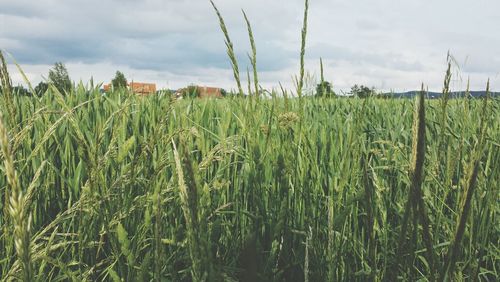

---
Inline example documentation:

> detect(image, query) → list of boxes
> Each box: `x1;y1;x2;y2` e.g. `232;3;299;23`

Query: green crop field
0;82;499;281
1;0;499;280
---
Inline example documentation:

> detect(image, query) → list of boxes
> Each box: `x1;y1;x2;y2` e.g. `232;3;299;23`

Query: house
103;84;112;92
102;82;157;95
198;86;222;98
129;82;156;95
175;86;223;99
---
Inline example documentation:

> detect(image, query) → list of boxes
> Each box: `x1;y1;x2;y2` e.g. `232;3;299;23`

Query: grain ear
1;111;32;281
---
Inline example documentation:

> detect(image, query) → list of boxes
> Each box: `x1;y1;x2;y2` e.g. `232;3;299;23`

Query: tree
316;58;336;98
350;84;375;98
316;81;335;98
111;71;128;89
48;62;72;94
220;88;228;97
34;81;48;96
12;85;30;96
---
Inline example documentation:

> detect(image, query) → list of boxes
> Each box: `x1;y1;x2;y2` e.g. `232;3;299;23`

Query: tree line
0;63;130;97
0;62;72;96
1;61;377;98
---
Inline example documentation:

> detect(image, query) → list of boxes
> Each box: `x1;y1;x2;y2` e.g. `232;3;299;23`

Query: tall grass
441;80;492;281
0;84;498;281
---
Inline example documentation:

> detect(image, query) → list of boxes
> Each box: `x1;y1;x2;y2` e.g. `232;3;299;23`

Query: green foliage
220;88;228;97
12;85;31;96
34;81;48;96
316;58;335;98
375;92;391;99
0;87;498;281
155;89;173;96
1;1;498;280
117;136;136;163
111;71;127;89
48;62;72;95
116;223;134;267
0;84;31;96
350;84;375;98
315;81;335;97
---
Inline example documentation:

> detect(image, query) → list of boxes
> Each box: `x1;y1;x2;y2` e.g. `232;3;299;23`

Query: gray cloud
308;43;425;72
1;0;499;91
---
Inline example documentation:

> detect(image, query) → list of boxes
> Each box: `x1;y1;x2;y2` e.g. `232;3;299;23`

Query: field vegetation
1;0;499;281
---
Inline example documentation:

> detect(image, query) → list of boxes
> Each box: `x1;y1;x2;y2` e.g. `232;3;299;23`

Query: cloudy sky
1;0;499;92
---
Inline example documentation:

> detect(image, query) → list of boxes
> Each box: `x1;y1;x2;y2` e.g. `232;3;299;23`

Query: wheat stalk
297;0;309;98
362;152;376;281
172;138;214;281
0;111;32;281
441;80;490;281
393;86;435;280
210;0;243;97
242;10;259;98
0;51;16;128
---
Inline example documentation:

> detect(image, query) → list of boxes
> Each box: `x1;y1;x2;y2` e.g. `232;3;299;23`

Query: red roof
129;82;156;95
102;82;157;95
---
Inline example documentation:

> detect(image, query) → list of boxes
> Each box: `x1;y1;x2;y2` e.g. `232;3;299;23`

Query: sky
1;0;499;93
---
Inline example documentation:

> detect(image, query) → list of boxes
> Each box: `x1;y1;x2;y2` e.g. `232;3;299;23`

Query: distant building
102;82;157;95
103;84;111;92
129;82;156;95
175;86;223;99
198;86;223;98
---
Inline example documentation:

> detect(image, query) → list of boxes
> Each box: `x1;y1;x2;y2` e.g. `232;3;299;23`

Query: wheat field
1;0;499;280
0;77;499;280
